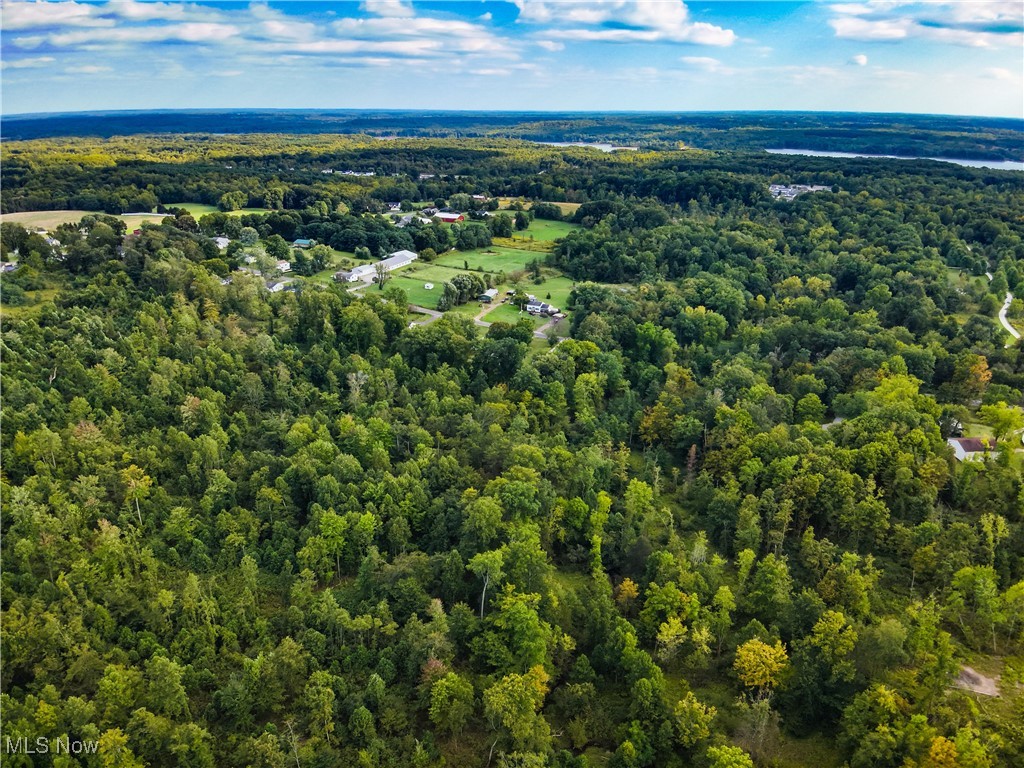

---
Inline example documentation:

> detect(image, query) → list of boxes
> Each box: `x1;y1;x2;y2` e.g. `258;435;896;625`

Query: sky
1;0;1022;117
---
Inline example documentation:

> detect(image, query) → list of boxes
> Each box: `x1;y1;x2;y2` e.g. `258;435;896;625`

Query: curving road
985;271;1020;347
998;293;1020;345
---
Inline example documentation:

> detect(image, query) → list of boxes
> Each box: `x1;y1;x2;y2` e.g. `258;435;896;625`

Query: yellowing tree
733;639;788;700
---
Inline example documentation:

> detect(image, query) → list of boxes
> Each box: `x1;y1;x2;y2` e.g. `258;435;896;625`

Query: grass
517;219;578;242
946;266;989;291
165;202;267;217
1;286;62;320
2;210;109;230
1;202;268;233
386;276;443;308
302;251;357;285
403;263;467;283
434;247;538;274
533;201;582;216
485;303;548;327
516;274;576;309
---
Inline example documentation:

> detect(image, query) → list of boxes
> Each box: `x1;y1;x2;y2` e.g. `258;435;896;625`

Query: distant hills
4;109;1022;161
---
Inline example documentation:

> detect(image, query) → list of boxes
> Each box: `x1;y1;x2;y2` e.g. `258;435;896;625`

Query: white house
526;300;559;316
276;260;292;273
213;237;230;249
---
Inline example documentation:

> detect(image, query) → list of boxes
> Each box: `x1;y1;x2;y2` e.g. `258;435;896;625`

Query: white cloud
829;1;1024;48
536;40;564;51
1;0;517;67
110;1;188;22
259;19;319;42
514;0;736;46
851;53;868;65
680;56;732;74
0;55;55;69
65;64;111;73
48;22;240;46
361;0;414;18
830;16;909;41
0;1;107;30
330;14;516;58
985;67;1013;79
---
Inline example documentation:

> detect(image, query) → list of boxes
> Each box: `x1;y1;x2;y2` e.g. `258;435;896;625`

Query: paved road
408;305;442;326
985;271;1020;346
998;292;1020;345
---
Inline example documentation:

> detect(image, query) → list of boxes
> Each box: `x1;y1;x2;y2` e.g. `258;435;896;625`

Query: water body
536;141;639;152
766;148;1024;172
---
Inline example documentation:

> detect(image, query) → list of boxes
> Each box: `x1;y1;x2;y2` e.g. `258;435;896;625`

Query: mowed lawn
166;202;268;218
1;210;95;229
2;203;268;232
435;246;538;274
387;276;444;308
515;219;578;242
516;275;576;309
485;303;549;327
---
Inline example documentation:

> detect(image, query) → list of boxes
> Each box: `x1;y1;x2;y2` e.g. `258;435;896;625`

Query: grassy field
518;219;578;242
2;203;267;232
387;275;443;308
518;274;576;309
946;266;991;292
2;210;119;230
165;202;269;218
535;201;582;216
0;286;61;320
485;303;548;327
435;247;537;274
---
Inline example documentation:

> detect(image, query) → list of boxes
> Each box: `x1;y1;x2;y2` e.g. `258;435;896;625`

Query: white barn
339;250;418;283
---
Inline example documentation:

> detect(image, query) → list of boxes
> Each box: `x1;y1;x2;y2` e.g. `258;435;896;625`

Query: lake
536;141;639;152
766;148;1024;172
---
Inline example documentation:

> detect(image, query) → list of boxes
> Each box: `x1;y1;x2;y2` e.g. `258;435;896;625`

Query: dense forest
3;111;1023;162
2;133;1024;768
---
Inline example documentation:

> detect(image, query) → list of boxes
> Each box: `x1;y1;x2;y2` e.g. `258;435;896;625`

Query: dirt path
953;666;1000;697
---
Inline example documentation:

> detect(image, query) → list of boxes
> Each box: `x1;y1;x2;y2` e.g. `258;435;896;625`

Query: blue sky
2;0;1022;117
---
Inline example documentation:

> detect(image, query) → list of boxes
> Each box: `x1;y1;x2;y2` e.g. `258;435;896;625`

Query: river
765;148;1024;172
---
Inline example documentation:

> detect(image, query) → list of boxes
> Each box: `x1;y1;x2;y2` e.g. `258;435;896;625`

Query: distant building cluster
769;183;832;201
321;169;376;176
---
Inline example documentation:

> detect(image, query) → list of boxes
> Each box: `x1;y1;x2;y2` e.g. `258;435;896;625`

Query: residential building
526;301;558;316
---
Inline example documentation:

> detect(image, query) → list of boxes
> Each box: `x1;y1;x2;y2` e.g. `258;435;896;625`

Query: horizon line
4;107;1023;123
